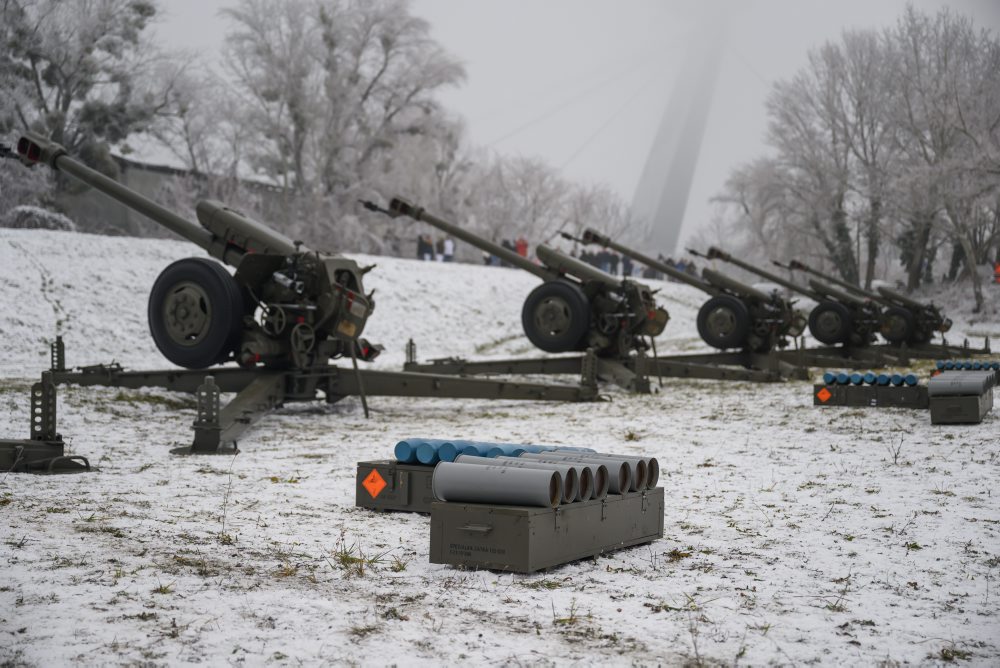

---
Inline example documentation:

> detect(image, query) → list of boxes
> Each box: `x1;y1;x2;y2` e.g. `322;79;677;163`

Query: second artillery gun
3;133;598;465
363;198;782;390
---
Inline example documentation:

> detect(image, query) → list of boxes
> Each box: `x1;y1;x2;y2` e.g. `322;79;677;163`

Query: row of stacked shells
823;371;918;387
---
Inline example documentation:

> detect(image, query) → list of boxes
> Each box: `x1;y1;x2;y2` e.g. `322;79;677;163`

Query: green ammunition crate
355;460;435;513
813;384;928;409
929;388;993;425
875;385;929;408
429;487;664;573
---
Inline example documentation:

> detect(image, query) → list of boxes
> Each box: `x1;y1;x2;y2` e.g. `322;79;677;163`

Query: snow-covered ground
1;229;998;665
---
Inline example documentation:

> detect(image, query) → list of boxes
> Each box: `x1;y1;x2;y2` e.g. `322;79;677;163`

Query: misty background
2;0;999;309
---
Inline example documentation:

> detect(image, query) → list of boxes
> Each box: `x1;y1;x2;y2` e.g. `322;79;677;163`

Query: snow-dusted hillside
1;229;998;666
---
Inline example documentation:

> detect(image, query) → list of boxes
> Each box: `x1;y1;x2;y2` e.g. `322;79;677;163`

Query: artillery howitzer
361;198;782;389
688;247;902;367
2;133;597;464
775;259;989;358
565;229;817;378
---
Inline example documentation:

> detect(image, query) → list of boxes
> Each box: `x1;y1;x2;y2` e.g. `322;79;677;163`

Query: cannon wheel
697;295;751;349
521;281;590;353
880;306;915;346
148;258;246;368
808;301;852;345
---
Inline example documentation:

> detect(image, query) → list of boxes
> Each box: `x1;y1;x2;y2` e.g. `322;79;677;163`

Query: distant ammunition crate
355;460;435;513
929;388;993;425
429;488;664;573
813;384;928;409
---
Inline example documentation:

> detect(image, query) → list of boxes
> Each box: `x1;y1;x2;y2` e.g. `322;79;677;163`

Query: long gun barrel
568;228;711;292
696;247;820;301
14;133;297;268
370;197;551;281
778;259;882;303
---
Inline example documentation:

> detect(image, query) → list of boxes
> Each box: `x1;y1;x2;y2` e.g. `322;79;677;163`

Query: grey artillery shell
455;454;580;503
593;452;659;489
531;452;646;492
929;371;993;396
519;452;629;495
511;455;607;500
432;462;563;508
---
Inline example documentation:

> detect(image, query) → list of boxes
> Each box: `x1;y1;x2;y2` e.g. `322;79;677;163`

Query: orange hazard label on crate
362;469;387;498
816;387;832;403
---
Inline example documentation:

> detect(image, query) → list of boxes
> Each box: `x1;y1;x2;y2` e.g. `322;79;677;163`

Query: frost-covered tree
713;4;1000;310
0;0;176;177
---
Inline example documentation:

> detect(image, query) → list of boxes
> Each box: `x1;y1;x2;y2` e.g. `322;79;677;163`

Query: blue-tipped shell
863;372;877;385
823;372;837;385
903;373;918;386
394;440;417;463
836;372;850;385
890;373;903;386
877;374;890;386
850;373;864;385
416;442;441;465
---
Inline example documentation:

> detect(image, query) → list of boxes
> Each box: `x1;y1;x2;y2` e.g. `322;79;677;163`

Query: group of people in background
575;249;698;281
418;232;706;283
416;234;455;262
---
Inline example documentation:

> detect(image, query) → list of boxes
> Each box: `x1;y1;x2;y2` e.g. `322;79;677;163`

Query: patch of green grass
523;579;563;590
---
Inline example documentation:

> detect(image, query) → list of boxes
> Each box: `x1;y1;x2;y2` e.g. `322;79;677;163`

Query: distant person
515;235;528;257
416;234;431;261
442;236;455;262
608;251;619;276
435;237;445;261
622;255;633;278
501;239;516;268
686;261;698;277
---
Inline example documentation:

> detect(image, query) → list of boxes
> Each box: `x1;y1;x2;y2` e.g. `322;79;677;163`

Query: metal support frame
46;338;599;454
401;342;802;389
0;369;90;474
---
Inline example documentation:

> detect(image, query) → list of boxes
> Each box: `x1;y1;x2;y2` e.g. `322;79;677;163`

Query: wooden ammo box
355;460;435;513
929;387;993;424
429;487;664;573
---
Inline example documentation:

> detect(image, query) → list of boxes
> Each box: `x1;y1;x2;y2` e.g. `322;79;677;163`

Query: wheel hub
534;297;572;336
706;306;737;337
162;282;211;346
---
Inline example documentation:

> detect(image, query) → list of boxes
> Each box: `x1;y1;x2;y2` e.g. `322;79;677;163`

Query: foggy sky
152;0;1000;247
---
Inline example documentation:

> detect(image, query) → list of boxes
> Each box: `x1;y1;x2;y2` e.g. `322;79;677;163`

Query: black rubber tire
808;300;853;345
880;306;915;345
697;295;751;349
521;280;591;353
148;258;246;368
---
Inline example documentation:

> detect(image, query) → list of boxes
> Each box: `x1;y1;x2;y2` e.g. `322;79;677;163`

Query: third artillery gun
363;198;781;390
